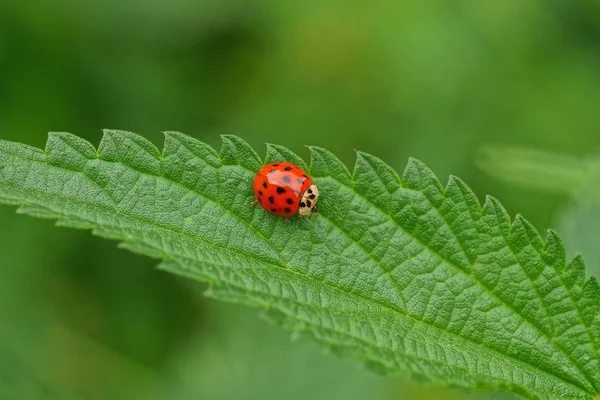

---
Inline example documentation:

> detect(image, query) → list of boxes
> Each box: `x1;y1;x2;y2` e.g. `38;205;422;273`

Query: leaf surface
1;131;599;399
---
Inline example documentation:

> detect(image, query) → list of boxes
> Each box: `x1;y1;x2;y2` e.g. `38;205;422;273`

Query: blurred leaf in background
1;0;599;398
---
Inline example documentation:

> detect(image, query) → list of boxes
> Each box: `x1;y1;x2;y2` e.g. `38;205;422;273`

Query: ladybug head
298;184;319;217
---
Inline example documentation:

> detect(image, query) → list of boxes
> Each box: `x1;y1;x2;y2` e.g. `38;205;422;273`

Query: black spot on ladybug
307;188;313;194
309;194;316;200
269;169;275;174
284;166;292;171
258;197;262;203
262;182;267;189
282;176;291;184
284;207;291;213
272;163;279;166
297;178;303;184
271;208;277;212
302;174;307;178
300;202;306;207
286;198;294;205
268;196;275;204
276;187;286;194
258;190;263;196
306;200;312;208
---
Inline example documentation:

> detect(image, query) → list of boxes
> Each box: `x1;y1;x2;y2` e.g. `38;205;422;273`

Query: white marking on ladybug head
298;184;319;217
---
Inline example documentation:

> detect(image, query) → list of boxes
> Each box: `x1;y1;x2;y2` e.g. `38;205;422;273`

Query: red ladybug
252;162;319;220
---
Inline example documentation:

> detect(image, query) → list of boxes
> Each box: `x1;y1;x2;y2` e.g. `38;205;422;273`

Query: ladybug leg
284;218;291;224
250;200;258;208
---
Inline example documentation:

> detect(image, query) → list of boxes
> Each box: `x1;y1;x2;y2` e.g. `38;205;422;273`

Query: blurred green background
1;1;599;399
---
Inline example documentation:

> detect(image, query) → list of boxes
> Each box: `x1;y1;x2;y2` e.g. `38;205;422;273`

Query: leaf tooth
0;195;20;206
220;134;262;171
354;151;401;191
163;131;221;167
0;139;45;162
158;259;213;284
542;230;567;271
16;204;59;219
207;283;261;306
401;157;444;206
481;195;511;234
563;255;586;290
56;215;94;230
307;146;351;185
102;129;161;158
580;277;600;379
444;176;482;220
350;151;401;214
265;143;307;171
46;132;97;159
508;215;545;278
46;132;96;171
260;307;308;330
583;276;600;305
98;129;162;175
118;240;165;259
512;214;544;251
91;225;127;241
593;316;600;368
579;276;600;349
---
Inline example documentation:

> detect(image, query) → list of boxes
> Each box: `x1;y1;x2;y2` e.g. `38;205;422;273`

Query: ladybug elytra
252;162;319;220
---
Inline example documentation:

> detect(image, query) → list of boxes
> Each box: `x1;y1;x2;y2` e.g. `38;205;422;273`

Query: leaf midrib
164;245;588;396
1;149;592;396
166;258;582;397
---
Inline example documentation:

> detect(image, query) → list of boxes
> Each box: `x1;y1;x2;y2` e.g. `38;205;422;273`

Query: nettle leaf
1;131;599;400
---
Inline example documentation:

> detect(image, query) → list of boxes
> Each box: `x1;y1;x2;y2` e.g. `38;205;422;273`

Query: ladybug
252;162;319;220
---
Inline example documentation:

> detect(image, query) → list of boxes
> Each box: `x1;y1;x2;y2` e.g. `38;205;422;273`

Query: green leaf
1;130;599;400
